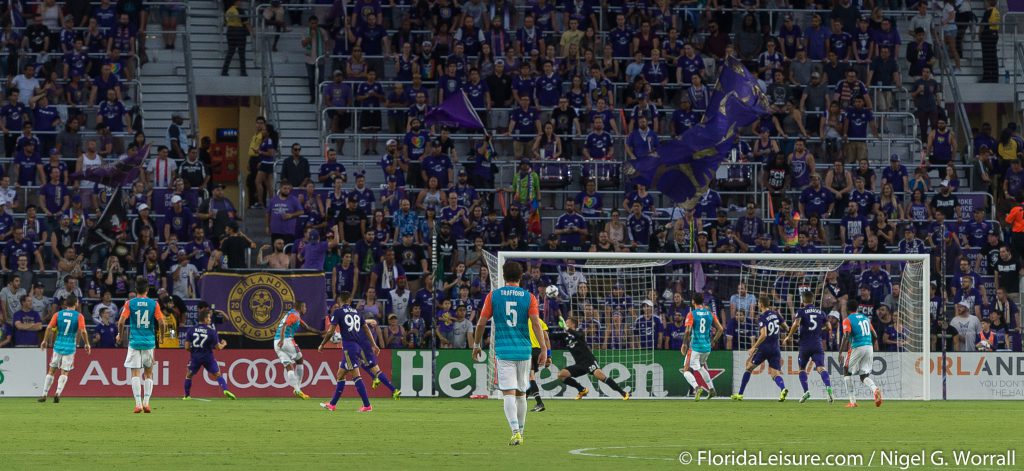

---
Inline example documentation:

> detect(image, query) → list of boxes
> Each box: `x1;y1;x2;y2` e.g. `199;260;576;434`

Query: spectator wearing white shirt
145;145;177;188
557;263;587;297
91;291;117;324
950;301;981;352
730;282;757;321
389;276;412;324
8;64;40;105
169;250;199;298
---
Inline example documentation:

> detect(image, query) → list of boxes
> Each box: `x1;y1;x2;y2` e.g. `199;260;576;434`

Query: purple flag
424;90;486;130
71;144;150;188
198;272;328;340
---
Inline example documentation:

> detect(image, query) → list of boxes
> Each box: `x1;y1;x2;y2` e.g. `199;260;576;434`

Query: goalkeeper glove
558;316;567;329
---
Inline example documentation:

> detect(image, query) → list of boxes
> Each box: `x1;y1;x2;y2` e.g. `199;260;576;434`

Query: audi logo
219;358;312;389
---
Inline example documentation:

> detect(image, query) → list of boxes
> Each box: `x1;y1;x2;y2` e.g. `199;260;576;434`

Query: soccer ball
976;340;992;352
331;331;343;343
545;285;560;298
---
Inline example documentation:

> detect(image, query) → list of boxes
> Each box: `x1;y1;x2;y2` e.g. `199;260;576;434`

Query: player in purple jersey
783;292;834;404
359;318;401;400
318;292;377;412
732;295;789;401
183;304;236;400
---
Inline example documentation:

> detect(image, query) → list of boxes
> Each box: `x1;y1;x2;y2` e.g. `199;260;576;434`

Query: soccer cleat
293;390;310;400
779;388;789;402
694;389;704;401
845;402;859;408
371;378;381;390
826;387;834;404
874;389;883;408
53;396;60;404
143;405;152;413
223;390;237;400
531;404;545;412
508;432;522;446
730;394;743;401
800;392;811;403
518;432;525;445
575;388;589;400
37;396;47;403
182;396;192;401
392;389;401;400
707;389;716;399
319;402;336;412
133;406;143;414
622;391;630;401
358;406;373;412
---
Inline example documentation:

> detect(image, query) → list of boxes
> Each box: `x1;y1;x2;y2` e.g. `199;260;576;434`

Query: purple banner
1009;0;1024;13
198;272;328;340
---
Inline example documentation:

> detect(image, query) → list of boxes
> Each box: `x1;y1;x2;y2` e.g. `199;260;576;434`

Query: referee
526;315;550;412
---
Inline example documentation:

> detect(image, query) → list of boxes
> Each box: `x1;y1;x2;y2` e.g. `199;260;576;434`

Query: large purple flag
71;144;150;188
626;58;768;207
424;90;486;129
199;272;328;340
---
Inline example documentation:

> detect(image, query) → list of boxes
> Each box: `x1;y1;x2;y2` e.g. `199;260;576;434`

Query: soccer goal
483;251;931;401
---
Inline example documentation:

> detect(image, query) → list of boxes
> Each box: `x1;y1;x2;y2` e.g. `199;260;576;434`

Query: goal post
484;251;930;401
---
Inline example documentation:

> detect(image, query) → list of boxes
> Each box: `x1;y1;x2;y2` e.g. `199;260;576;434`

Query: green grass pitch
1;397;1019;470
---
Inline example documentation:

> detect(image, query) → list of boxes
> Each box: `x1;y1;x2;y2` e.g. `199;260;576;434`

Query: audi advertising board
42;349;395;398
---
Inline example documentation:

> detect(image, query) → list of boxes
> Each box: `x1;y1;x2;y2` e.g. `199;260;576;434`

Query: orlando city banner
198;271;327;340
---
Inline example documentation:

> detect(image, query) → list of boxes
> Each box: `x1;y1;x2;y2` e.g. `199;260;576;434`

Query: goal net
735;257;928;400
483;251;930;400
483;251;669;398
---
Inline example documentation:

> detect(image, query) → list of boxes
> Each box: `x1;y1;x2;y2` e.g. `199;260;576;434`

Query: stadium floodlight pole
495;251;931;401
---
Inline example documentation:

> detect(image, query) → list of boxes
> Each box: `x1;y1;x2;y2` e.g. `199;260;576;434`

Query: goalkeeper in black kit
552;317;630;400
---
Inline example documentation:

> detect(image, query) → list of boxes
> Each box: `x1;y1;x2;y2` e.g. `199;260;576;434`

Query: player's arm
116;303;130;345
471;293;493;360
680;312;693;356
77;315;90;354
871;324;879;350
40;315;57;349
711;313;725;346
543;330;551;366
154;303;167;341
299;318;321;334
783;316;800;344
838;318;852;364
317;318;338;351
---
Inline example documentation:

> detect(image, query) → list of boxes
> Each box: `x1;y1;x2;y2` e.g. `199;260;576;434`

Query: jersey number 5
505;301;518;327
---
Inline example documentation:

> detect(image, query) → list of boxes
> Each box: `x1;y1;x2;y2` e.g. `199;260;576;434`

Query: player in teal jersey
38;295;90;403
681;293;723;401
275;301;318;399
839;311;882;408
116;277;167;413
472;261;547;447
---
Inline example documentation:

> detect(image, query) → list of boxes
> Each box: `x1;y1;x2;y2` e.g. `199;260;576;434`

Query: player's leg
695;353;715;397
797;351;811;395
592;367;628;399
682;351;703;395
557;367;586;394
813;352;833;403
856;347;881;407
734;352;761;399
351;367;372;411
561;364;590;398
125;348;144;411
207;358;235;399
496;360;522;444
322;367;349;411
514;360;529;437
40;356;59;401
183;369;195;399
842;349;858;407
53;354;74;401
526;348;544;410
141;350;155;411
768;353;788;401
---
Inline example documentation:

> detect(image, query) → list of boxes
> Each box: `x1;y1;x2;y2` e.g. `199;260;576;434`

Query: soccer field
2;398;1019;470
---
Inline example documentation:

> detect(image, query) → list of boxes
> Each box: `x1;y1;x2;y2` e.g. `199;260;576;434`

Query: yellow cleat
223;390;237;400
371;378;381;390
392;389;401;400
622;391;630;401
509;432;522;446
694;389;704;401
294;390;310;400
575;387;589;400
731;394;744;401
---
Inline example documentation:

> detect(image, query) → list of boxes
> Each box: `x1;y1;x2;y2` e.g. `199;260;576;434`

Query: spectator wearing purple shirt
96;89;128;133
12;295;42;346
871;19;901;58
39;167;69;228
421;140;454;188
297;227;332;270
675;44;704;86
164;195;195;242
30;96;60;151
318;148;346;187
185;227;213;273
803;14;829;61
3;227;43;271
555;199;588;247
266;182;303;244
534;61;562;108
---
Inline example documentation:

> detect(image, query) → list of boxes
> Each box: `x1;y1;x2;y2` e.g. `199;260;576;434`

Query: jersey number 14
135;310;151;328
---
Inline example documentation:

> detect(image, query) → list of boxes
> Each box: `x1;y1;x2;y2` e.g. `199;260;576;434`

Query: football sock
528;380;544;405
602;377;626;395
773;375;786;391
799;371;809;393
329;380;346;406
697;368;713;390
184;378;192;396
143;378;154;405
216;376;228;391
56;375;68;395
562;377;584;392
516;395;527;432
502;395;519;432
374;371;396;392
131;377;142;406
738;371;751;394
862;376;878;393
285;370;298;391
353;377;370;407
295;364;305;385
43;374;54;395
820;371;832;387
844;376;855;403
683;371;700;390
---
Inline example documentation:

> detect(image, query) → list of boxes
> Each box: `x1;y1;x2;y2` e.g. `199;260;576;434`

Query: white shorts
845;345;874;376
686;350;710;371
274;339;301;366
496;359;530;393
49;352;75;371
124;348;155;369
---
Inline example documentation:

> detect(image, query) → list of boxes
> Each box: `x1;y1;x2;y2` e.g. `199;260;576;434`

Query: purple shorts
751;348;782;370
188;352;220;375
341;341;376;370
798;347;825;370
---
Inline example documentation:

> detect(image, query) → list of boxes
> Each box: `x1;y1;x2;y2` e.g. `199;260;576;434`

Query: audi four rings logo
224;359;309;389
